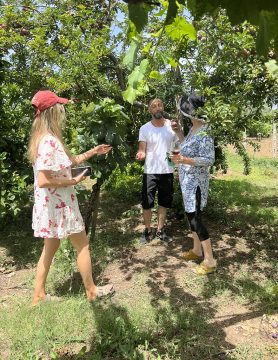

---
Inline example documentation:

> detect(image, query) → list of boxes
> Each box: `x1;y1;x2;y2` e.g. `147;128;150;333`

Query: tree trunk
84;178;103;240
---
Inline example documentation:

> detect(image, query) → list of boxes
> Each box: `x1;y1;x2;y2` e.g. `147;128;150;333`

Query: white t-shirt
138;119;176;174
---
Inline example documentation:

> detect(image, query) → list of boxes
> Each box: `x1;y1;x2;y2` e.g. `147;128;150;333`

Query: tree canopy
0;0;133;221
125;0;278;58
124;0;278;82
0;0;277;222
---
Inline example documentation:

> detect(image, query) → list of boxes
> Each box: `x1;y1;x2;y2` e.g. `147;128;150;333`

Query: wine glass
171;141;181;156
171;141;181;169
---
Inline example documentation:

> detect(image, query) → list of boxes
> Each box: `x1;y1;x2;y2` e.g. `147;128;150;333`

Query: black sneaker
156;228;172;243
140;228;152;245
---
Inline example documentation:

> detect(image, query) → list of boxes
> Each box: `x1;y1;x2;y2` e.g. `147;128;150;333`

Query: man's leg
156;173;173;241
143;209;152;232
141;174;157;244
157;205;167;231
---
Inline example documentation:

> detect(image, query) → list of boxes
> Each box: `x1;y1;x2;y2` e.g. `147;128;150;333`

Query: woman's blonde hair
28;103;70;163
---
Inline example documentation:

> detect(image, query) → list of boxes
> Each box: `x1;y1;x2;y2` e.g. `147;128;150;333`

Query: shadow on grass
201;272;277;313
0;206;42;269
83;293;234;360
207;178;277;227
206;178;277;265
75;241;276;360
53;230;140;297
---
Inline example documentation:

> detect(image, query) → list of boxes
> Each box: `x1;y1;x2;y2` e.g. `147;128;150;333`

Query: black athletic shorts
141;173;174;209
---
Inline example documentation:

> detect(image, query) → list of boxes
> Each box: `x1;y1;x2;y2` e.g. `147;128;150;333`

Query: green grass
208;153;278;226
0;154;277;359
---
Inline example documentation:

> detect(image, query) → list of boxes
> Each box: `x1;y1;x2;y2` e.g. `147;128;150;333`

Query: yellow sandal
182;249;202;262
195;261;216;275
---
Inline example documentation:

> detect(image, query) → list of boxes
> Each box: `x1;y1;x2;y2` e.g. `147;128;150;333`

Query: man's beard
152;112;163;119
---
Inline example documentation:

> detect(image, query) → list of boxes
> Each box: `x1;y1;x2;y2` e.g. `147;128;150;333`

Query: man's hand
136;151;145;161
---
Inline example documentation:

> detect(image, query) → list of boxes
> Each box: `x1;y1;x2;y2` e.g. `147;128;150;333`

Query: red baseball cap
31;90;69;116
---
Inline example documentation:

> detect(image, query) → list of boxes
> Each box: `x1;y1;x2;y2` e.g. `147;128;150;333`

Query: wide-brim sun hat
177;93;206;121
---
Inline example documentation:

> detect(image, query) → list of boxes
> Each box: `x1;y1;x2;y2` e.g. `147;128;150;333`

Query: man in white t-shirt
136;98;176;244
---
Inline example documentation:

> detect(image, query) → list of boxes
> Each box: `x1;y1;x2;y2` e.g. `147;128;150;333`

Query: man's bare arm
136;141;146;161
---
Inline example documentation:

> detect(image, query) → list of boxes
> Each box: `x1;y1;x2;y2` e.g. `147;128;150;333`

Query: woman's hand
93;144;112;155
170;153;182;164
72;169;88;185
38;169;88;188
170;154;194;165
72;144;112;165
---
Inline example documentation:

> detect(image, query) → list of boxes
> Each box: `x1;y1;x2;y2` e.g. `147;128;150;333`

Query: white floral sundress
32;134;85;239
179;125;215;213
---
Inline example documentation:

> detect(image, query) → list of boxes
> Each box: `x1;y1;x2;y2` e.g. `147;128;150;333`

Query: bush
0;152;29;222
103;162;144;203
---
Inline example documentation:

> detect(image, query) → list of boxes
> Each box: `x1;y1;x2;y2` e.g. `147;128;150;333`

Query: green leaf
168;57;178;67
187;1;278;58
127;20;137;39
94;170;102;178
122;59;149;104
123;38;140;70
165;0;179;25
150;28;163;38
137;81;149;94
128;59;149;88
128;3;149;34
265;59;278;80
154;7;167;17
122;86;137;103
165;16;196;41
142;42;152;53
272;285;278;295
84;102;95;113
50;352;58;360
77;346;87;359
149;70;162;79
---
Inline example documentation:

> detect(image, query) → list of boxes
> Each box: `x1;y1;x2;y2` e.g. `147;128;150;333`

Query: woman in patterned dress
171;94;217;275
28;90;114;305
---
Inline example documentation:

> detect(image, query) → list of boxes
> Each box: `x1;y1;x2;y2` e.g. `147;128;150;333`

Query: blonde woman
28;90;114;305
